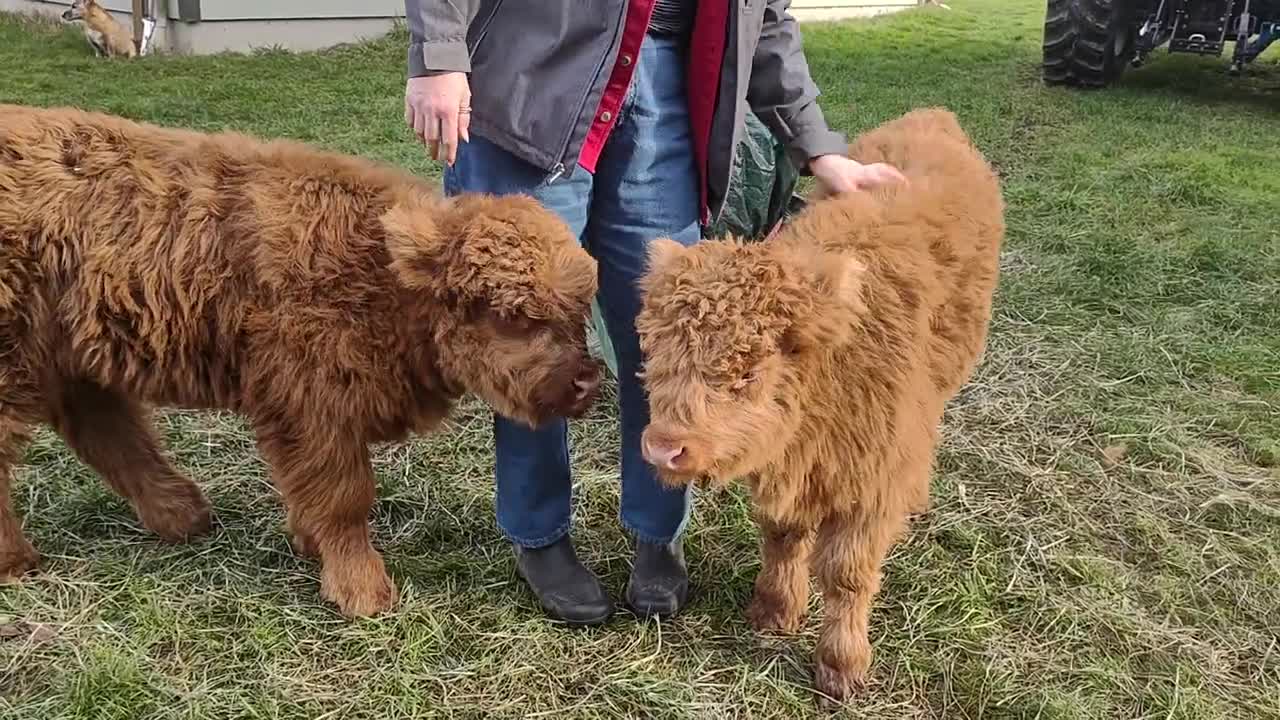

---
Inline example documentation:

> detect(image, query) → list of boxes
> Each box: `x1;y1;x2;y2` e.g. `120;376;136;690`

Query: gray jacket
404;0;848;222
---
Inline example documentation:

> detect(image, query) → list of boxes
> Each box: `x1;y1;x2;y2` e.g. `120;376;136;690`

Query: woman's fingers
440;110;460;165
404;74;471;164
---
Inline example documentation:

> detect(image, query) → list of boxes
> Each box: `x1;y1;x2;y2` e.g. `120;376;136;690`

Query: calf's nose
642;433;687;471
573;362;600;401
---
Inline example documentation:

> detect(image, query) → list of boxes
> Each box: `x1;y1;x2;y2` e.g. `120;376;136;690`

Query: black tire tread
1043;0;1075;84
1041;0;1127;87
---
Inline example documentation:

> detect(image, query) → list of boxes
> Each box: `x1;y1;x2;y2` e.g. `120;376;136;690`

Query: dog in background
61;0;137;58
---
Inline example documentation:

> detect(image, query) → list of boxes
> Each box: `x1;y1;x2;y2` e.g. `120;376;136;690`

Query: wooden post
131;0;145;53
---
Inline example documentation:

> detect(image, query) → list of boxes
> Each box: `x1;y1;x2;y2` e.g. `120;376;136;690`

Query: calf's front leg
747;516;814;633
810;505;907;704
255;425;396;617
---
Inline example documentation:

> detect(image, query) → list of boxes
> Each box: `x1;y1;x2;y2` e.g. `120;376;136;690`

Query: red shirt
576;0;731;224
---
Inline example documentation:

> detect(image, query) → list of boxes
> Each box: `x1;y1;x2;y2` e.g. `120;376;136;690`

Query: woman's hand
404;72;471;166
809;154;906;194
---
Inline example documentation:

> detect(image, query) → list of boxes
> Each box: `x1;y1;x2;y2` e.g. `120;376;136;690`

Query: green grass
1;2;1278;717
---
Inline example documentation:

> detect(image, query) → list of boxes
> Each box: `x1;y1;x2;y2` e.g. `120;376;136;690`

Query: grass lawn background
1;1;1277;717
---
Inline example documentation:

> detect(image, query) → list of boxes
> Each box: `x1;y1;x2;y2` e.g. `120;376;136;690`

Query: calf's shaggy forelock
636;237;868;485
636;108;1004;702
0;103;601;616
381;192;601;425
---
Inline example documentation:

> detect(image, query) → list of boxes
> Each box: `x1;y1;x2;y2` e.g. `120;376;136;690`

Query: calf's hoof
813;653;869;707
746;591;804;633
0;540;40;583
135;486;212;542
321;555;399;618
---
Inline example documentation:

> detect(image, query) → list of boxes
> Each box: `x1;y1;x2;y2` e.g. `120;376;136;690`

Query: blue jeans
444;33;701;547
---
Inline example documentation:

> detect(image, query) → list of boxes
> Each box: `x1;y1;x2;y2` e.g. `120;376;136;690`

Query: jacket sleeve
404;0;473;77
747;0;849;172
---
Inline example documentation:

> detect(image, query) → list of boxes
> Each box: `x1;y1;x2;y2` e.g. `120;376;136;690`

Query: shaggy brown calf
0;104;602;617
636;108;1004;702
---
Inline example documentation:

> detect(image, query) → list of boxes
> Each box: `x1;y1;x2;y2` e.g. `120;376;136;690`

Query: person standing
402;0;904;625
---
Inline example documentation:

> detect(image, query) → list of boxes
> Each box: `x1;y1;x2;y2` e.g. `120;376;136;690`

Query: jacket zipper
467;0;504;61
545;1;629;184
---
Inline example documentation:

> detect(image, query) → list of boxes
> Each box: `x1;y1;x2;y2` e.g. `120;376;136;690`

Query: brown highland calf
0;104;602;617
636;108;1003;702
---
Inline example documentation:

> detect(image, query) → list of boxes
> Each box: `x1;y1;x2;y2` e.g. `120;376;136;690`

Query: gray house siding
0;0;406;54
1;0;920;55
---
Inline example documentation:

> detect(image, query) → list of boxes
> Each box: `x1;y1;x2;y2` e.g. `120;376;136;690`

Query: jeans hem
499;520;572;550
620;516;686;546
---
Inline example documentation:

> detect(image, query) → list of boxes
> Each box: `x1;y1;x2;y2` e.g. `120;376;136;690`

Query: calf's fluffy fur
636;108;1003;701
0;104;602;616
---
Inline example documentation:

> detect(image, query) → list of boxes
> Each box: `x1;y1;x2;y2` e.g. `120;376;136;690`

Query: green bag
593;112;800;378
702;111;802;242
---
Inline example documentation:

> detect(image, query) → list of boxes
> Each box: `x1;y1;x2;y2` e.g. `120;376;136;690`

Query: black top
648;0;696;37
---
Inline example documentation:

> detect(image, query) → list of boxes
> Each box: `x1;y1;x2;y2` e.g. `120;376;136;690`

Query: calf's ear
646;237;690;277
380;197;448;294
781;251;866;355
552;250;598;303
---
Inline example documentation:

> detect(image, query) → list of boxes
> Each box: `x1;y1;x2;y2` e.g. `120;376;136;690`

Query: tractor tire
1042;0;1136;88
